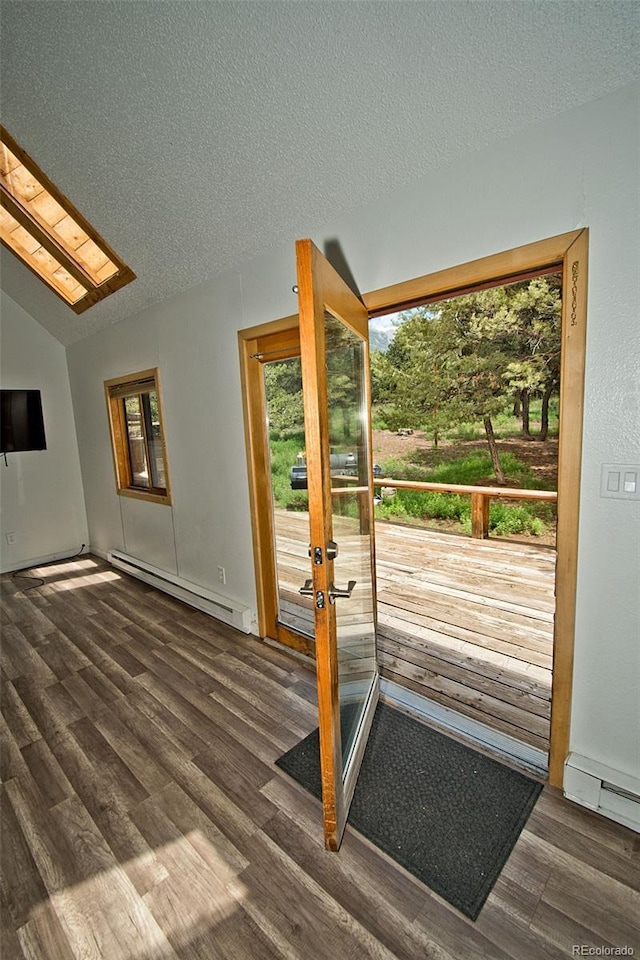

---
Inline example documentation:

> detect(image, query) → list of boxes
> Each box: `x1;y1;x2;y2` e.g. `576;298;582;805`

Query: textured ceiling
1;1;639;345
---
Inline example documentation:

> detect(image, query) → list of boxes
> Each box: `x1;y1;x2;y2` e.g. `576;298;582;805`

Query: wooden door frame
238;317;315;658
239;228;588;789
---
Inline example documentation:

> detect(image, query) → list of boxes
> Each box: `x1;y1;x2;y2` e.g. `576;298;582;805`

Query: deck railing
373;477;557;539
331;475;557;539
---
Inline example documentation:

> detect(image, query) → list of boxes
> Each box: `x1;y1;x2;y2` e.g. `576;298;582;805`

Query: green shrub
269;437;307;509
286;494;310;512
447;421;480;441
376;450;554;536
398;489;468;521
381;450;549;490
272;436;554;538
489;503;545;537
459;503;545;537
375;498;408;520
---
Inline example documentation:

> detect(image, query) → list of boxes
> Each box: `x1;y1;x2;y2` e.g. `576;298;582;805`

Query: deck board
274;510;555;753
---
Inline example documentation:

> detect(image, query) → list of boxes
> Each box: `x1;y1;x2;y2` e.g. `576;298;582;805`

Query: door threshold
263;634;315;667
380;678;549;780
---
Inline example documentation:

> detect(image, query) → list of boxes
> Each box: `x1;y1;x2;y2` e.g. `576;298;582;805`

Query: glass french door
296;239;379;850
262;349;315;641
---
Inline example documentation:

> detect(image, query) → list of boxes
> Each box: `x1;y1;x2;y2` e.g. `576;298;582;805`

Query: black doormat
275;702;542;919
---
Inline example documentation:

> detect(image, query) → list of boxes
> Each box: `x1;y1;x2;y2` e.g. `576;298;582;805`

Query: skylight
0;126;135;312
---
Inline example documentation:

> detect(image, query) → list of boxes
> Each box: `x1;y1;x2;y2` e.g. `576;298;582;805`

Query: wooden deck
274;510;555;756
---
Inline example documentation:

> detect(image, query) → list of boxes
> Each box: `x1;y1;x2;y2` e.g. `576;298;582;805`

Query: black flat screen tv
0;390;47;453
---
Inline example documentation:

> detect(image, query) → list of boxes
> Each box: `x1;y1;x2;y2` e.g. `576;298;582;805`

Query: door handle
328;580;356;602
299;579;325;609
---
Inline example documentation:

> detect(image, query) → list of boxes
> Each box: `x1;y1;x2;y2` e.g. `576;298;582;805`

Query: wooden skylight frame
0;125;135;313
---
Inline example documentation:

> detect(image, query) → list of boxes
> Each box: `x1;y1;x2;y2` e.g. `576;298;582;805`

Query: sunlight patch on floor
22;831;248;960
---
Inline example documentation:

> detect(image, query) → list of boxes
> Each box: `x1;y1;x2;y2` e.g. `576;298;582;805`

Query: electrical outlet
5;532;16;545
217;566;226;585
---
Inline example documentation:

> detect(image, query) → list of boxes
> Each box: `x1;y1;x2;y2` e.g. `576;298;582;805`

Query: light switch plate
600;463;640;500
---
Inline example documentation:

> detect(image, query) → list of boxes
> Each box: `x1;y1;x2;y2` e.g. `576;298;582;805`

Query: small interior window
104;369;171;504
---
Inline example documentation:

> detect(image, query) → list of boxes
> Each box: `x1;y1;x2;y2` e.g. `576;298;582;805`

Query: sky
369;311;403;351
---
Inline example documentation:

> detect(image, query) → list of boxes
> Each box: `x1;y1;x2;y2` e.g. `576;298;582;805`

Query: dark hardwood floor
1;555;638;959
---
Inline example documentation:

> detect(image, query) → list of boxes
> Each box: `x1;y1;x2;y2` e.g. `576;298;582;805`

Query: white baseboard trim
107;549;253;633
1;544;91;576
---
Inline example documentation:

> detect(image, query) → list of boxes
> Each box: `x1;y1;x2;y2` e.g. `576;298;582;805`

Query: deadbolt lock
308;541;338;564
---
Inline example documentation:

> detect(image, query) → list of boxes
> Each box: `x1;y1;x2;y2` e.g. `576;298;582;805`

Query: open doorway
367;273;561;772
239;229;588;788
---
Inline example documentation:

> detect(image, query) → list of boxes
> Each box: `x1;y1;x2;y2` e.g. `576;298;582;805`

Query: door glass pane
124;395;149;487
263;357;313;635
142;390;166;489
325;311;377;768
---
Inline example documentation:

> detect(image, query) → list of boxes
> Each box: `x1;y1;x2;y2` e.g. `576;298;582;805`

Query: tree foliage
376;275;561;482
263;321;364;448
264;360;304;440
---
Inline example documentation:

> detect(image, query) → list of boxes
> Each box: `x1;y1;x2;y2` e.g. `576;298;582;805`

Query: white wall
66;82;639;787
66;270;255;610
0;291;88;572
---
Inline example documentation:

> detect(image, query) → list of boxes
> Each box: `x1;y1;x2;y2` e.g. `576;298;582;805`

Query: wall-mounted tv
0;390;47;453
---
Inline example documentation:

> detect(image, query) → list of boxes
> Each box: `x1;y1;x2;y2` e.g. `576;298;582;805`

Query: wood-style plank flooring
2;555;638;960
275;510;554;752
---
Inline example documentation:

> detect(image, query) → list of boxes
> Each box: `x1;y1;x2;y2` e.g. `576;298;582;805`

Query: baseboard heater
107;549;252;634
564;752;640;833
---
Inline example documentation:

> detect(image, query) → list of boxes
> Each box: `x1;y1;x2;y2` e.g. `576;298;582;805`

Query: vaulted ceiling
1;1;638;345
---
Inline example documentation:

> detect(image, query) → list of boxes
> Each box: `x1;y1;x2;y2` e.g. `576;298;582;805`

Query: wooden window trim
240;228;588;790
1;125;135;313
104;367;172;505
